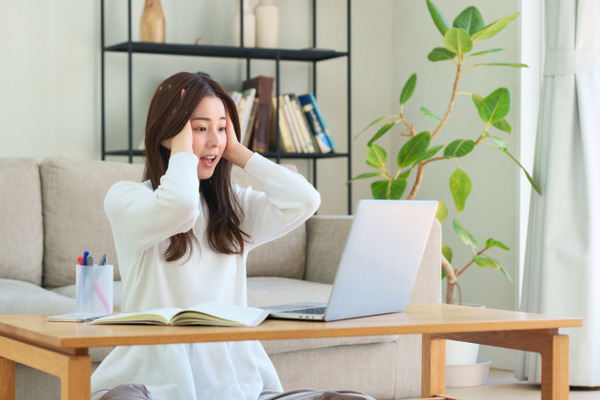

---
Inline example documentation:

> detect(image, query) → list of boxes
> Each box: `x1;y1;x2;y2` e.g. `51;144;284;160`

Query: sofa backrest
231;165;307;280
0;158;44;285
41;158;306;288
41;158;144;288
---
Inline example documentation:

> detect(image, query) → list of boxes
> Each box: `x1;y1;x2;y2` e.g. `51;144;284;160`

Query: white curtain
516;0;600;386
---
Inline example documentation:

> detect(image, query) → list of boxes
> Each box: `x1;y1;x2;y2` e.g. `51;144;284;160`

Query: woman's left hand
223;113;253;168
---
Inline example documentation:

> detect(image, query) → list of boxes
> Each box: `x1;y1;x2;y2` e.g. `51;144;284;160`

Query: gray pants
92;384;375;400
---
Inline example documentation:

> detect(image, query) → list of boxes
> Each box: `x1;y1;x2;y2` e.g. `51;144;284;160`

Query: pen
86;255;94;266
82;251;90;266
98;253;108;266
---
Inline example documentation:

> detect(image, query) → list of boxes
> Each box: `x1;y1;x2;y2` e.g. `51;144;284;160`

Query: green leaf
492;118;512;133
478;88;511;125
389;179;407;199
453;6;485;36
453;218;479;249
397;131;431;168
427;47;456;62
413;144;443;166
444;27;473;58
354;115;398;139
449;168;472;212
472;13;519;41
368;121;396;145
444;139;475;159
366;144;387;169
426;0;449;36
473;254;512;281
487;135;509;151
485;238;510;251
370;179;406;200
400;73;417;105
437;201;448;224
472;62;528;68
442;244;453;264
472;95;511;132
421;107;442;123
468;48;505;58
347;172;382;183
504;150;542;195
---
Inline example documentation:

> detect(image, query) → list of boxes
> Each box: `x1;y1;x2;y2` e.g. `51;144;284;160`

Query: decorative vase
139;0;166;43
254;0;279;48
232;0;255;47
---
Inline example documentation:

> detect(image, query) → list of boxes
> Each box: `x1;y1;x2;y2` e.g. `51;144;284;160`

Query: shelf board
104;150;348;160
104;42;348;62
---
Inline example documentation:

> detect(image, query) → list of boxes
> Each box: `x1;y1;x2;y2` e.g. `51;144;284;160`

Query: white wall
1;0;391;215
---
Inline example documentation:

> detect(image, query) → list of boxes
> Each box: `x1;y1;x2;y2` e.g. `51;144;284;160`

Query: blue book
297;93;335;152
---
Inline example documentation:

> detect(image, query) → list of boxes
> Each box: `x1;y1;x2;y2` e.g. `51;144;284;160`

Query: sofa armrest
409;218;442;304
304;215;442;304
304;216;353;284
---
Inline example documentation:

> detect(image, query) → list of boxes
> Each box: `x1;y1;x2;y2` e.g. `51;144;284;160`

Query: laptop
263;199;438;321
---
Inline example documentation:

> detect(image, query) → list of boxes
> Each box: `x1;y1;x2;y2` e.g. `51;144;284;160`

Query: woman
91;72;374;400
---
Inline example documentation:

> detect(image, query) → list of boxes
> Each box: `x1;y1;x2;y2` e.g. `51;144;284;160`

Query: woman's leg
91;383;152;400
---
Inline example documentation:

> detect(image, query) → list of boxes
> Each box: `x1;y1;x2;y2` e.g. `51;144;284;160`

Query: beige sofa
0;156;441;400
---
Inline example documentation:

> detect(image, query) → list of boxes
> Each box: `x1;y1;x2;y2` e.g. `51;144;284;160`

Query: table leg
422;334;446;398
436;329;570;400
540;334;569;400
0;335;91;400
0;356;16;400
60;354;92;400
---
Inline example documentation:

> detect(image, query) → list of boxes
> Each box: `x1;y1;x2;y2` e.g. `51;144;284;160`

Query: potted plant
351;0;540;307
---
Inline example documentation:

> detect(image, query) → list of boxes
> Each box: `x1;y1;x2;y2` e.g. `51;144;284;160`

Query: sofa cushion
247;277;398;355
0;279;75;314
232;164;307;279
41;158;144;288
0;158;44;285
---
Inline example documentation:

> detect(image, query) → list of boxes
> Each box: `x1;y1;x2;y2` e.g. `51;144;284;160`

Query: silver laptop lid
324;200;438;321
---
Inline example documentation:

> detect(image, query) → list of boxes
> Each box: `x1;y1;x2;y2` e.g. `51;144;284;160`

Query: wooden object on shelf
140;0;166;43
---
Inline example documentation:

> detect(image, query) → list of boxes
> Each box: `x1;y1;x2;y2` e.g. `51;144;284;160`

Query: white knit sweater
91;152;320;400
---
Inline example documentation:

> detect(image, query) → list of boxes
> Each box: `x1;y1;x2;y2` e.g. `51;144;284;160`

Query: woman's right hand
162;120;193;155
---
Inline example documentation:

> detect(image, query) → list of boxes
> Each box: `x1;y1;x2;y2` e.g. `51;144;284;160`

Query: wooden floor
438;369;600;399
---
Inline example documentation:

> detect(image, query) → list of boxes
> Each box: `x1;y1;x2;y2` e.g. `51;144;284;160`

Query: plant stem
456;247;490;277
431;62;462;140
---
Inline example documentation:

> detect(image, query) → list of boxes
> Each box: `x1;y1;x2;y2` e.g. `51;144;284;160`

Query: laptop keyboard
283;307;326;315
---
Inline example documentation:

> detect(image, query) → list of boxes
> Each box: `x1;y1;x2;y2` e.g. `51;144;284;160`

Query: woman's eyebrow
191;116;227;121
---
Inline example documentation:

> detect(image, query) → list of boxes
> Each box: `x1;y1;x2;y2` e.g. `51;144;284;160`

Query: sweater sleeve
104;153;201;255
237;153;321;249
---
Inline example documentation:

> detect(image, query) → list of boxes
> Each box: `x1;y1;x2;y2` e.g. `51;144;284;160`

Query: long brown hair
143;72;248;261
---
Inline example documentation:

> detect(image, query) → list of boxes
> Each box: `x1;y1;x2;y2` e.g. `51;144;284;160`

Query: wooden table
0;304;582;400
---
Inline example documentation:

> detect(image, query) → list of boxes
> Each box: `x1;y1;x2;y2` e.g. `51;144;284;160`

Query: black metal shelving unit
101;0;352;213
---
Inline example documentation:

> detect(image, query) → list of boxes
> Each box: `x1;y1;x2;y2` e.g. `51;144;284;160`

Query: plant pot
446;358;491;387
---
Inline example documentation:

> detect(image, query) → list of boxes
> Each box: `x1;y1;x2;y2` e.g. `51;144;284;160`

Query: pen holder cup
75;264;113;314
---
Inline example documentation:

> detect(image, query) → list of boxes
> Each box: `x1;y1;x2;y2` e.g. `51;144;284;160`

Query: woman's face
189;95;228;180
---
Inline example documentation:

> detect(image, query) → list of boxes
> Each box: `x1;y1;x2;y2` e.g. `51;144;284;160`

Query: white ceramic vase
254;0;279;48
232;0;255;47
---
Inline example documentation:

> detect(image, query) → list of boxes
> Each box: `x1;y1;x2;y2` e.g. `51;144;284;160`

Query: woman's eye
218;127;227;132
195;127;206;132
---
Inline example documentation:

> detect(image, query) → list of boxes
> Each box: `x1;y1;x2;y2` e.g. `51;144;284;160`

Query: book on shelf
297;93;335;153
280;95;306;153
90;301;269;327
270;97;296;153
288;93;318;153
243;98;259;148
242;76;275;153
237;88;257;146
